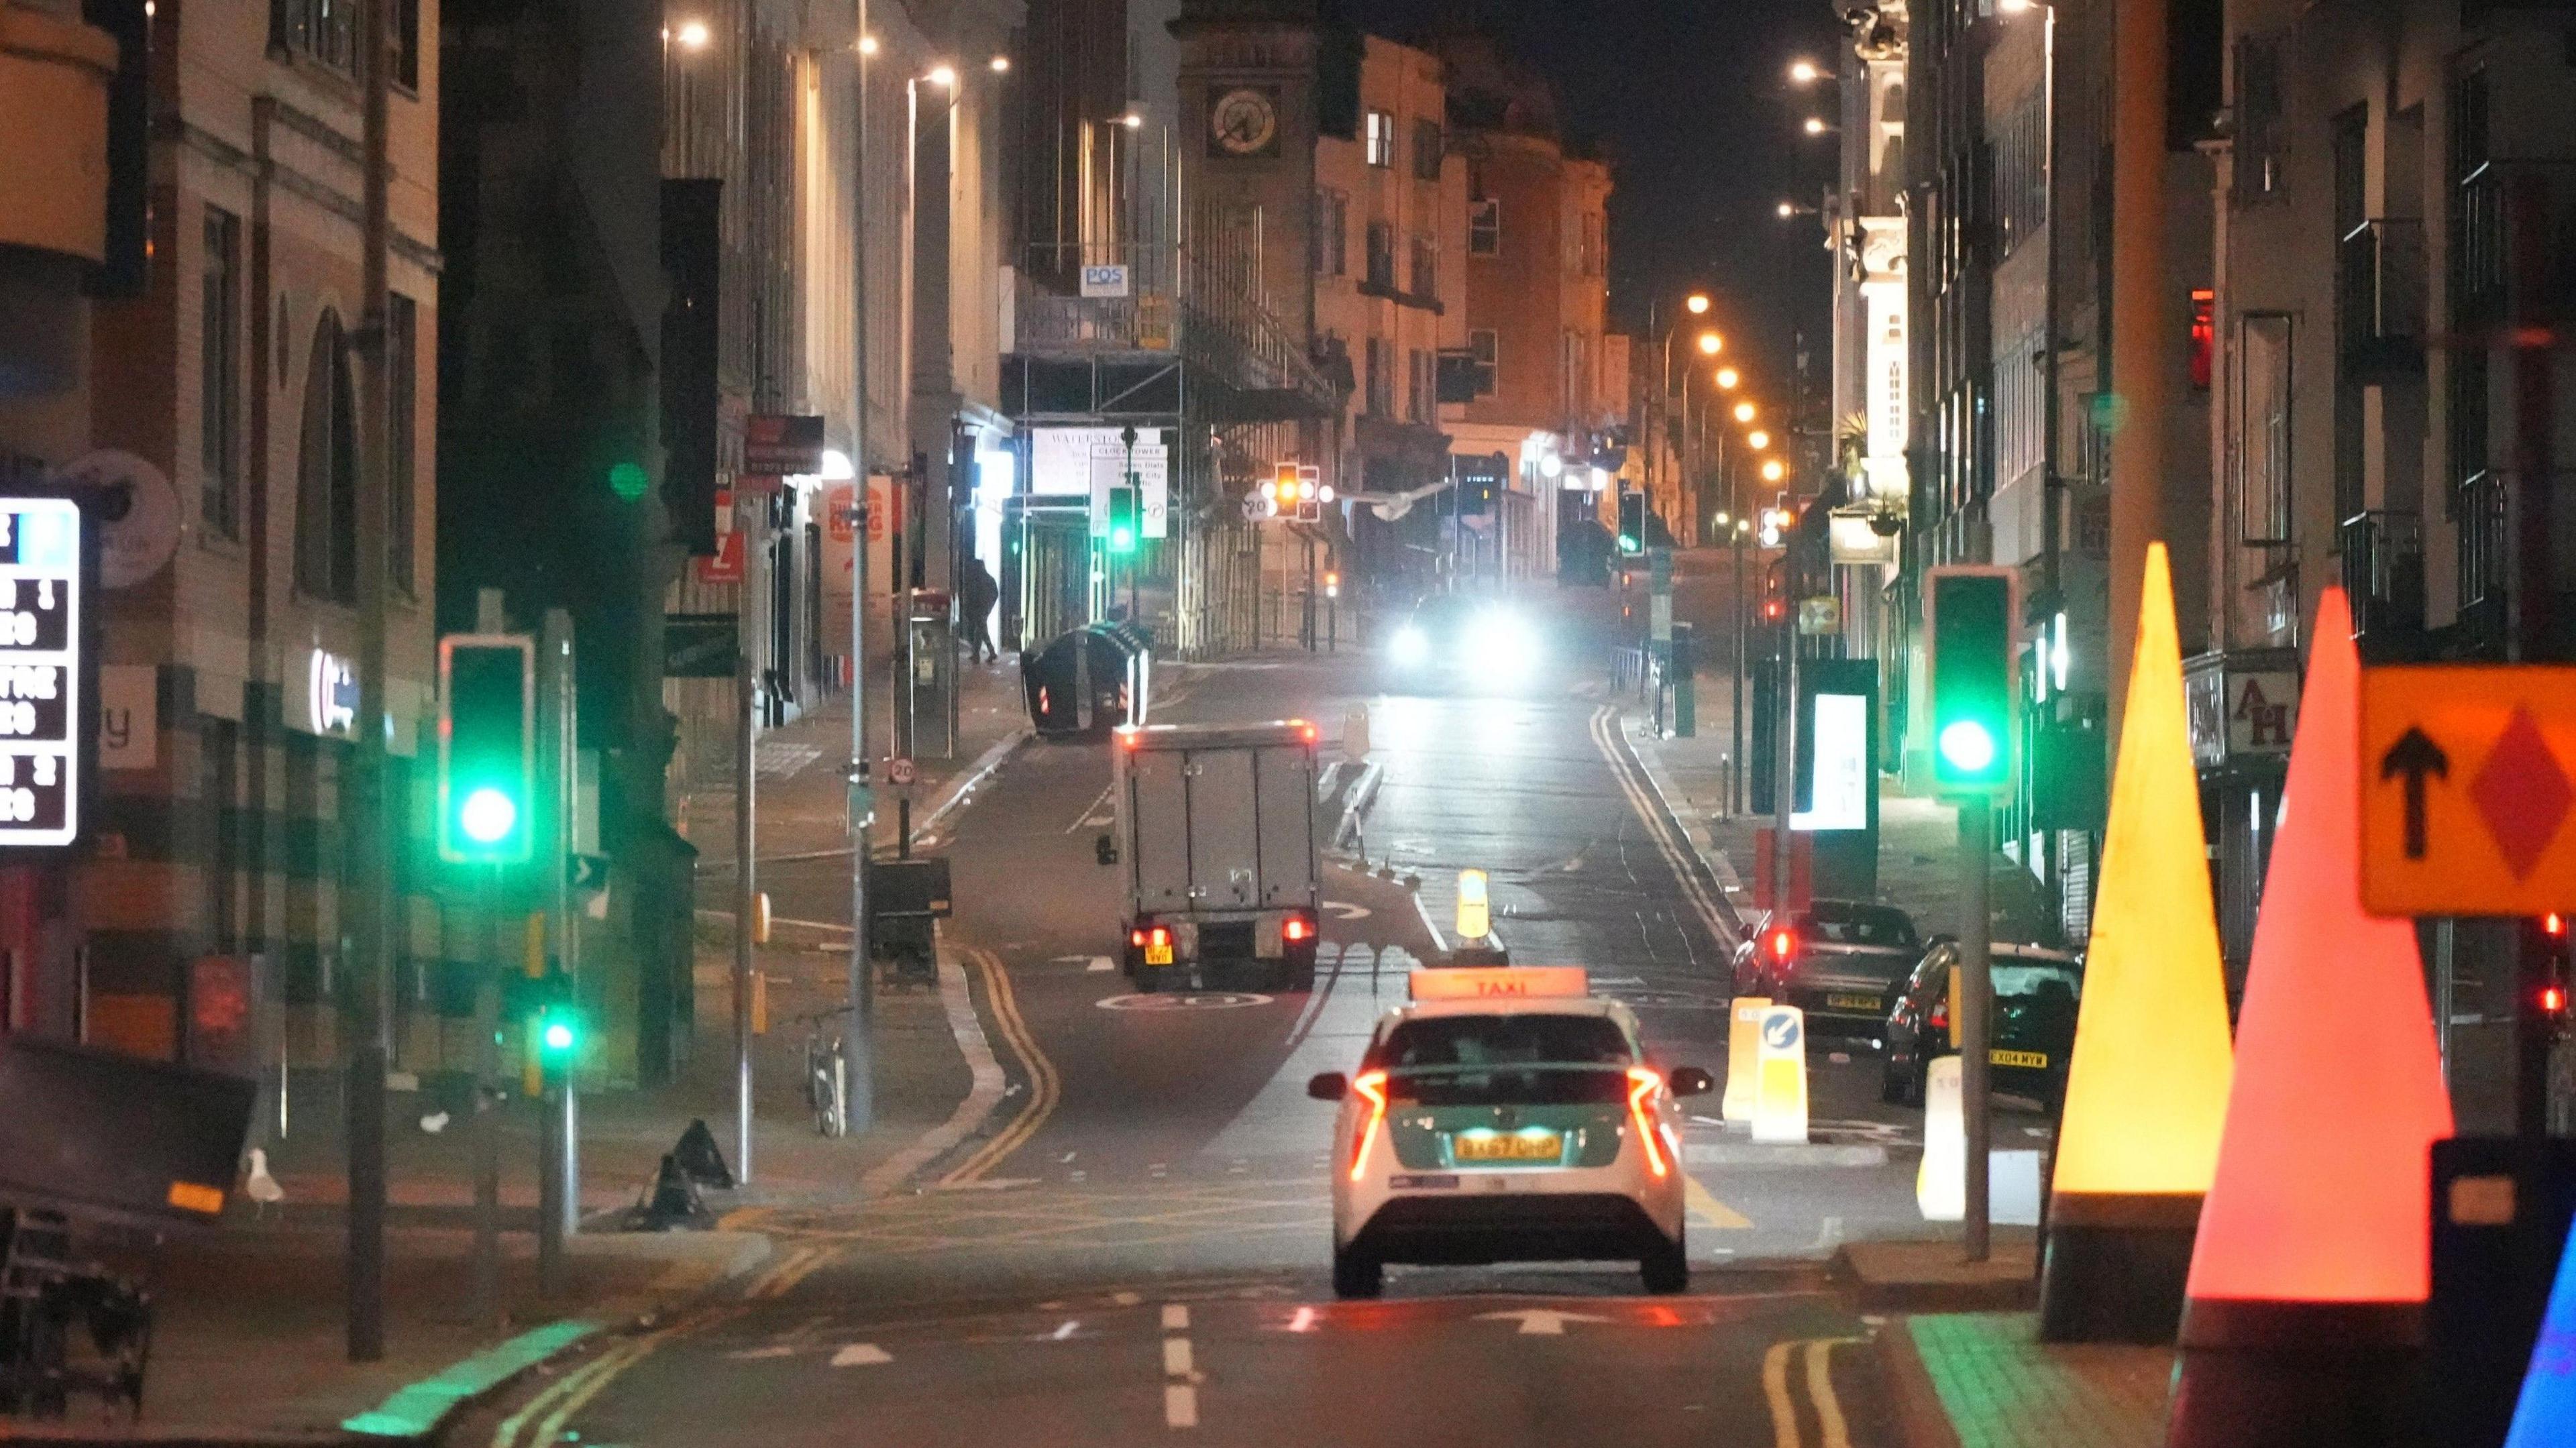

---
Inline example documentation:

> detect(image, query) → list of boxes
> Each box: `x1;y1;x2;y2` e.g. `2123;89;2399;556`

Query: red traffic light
2543;983;2568;1015
1763;600;1786;622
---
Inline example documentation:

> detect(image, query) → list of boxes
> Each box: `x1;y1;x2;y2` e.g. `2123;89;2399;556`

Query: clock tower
1172;0;1345;347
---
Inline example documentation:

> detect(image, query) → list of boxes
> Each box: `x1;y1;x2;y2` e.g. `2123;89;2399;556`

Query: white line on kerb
1163;1338;1193;1376
1165;1384;1199;1429
1161;1304;1189;1331
1161;1300;1197;1431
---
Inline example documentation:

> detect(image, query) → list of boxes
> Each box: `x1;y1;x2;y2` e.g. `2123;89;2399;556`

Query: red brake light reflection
1349;1070;1389;1181
1626;1068;1669;1178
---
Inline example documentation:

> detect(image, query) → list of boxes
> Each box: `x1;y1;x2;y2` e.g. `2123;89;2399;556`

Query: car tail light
1285;917;1309;942
1626;1068;1670;1178
1349;1070;1389;1181
1037;685;1050;713
1929;999;1949;1033
1130;928;1146;948
1769;928;1796;962
1149;926;1171;948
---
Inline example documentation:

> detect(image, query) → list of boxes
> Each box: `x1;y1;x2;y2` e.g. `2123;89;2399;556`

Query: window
1364;221;1395;288
1408;233;1435;298
1366;337;1395;416
2233;34;2287;202
1364;109;1394;168
1407;349;1430;422
394;0;418;88
1468;198;1500;257
1468;329;1498;398
274;0;359;72
1313;188;1348;276
297;312;358;603
388;292;417;595
2233;313;2294;545
1413;118;1442;181
1582;211;1603;276
201;206;241;539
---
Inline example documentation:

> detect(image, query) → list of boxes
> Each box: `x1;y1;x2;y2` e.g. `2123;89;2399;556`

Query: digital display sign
0;499;84;846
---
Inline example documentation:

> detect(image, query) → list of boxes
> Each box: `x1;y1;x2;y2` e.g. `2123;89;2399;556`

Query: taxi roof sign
1409;966;1589;1001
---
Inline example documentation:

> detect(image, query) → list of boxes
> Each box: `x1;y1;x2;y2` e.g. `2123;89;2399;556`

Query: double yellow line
1588;706;1738;954
938;946;1060;1186
1762;1336;1862;1448
487;1306;745;1448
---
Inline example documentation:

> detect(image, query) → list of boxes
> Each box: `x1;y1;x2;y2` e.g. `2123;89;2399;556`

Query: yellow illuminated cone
2037;541;2237;1343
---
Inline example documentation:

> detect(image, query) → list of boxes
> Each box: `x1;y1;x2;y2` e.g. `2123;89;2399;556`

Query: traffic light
1925;566;2017;795
1617;492;1645;555
1107;484;1139;554
438;634;536;865
1324;570;1340;600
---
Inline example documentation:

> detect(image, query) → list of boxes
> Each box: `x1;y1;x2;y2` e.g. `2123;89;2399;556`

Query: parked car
1728;900;1923;1036
1880;939;2084;1109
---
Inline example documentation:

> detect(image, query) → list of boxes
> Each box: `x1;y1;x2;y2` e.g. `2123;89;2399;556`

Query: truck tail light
1285;917;1309;942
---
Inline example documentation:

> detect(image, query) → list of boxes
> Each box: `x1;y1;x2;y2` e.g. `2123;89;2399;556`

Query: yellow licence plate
1145;943;1174;966
1453;1131;1563;1163
1991;1049;2049;1068
1827;993;1881;1011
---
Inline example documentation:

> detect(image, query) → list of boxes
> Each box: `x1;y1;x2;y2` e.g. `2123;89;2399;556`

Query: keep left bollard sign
1751;1005;1809;1145
0;497;85;846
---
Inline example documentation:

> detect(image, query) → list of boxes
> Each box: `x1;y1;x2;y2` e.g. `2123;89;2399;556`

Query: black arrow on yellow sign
2379;727;2451;860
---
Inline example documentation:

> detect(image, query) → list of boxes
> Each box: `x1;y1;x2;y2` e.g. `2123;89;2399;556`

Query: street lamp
1120;111;1144;129
989;54;1011;72
926;62;957;87
855;32;877;54
1733;400;1757;424
1762;458;1787;483
1788;58;1823;84
1697;331;1723;356
674;17;711;48
1747;429;1771;451
1716;366;1741;390
1803;116;1834;137
1686;293;1712;315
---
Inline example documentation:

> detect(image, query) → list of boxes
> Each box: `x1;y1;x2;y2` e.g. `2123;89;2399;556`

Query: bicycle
798;1009;853;1137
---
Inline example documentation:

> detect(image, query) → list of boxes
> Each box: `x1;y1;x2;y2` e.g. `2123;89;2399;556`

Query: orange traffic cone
2039;543;2235;1343
2166;588;2455;1448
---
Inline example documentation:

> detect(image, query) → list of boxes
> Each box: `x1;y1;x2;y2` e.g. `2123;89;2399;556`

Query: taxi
1305;966;1711;1299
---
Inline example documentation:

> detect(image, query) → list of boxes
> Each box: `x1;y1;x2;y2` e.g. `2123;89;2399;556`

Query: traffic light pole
735;493;761;1182
1960;795;1994;1262
846;0;876;1141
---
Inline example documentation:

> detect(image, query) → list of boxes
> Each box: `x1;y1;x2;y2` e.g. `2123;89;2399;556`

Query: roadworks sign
2359;665;2576;917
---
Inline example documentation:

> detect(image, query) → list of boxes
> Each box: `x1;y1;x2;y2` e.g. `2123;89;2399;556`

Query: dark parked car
1728;900;1923;1036
1881;940;2084;1109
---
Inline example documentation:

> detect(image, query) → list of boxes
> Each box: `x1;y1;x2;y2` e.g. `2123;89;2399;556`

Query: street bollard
1672;622;1695;738
1750;1005;1809;1145
1721;998;1770;1123
1918;1055;1965;1221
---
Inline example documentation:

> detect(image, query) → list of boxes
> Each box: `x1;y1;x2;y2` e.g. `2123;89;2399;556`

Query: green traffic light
608;460;649;502
542;1017;577;1053
1618;534;1640;553
1110;526;1136;554
1937;720;1998;774
460;786;519;845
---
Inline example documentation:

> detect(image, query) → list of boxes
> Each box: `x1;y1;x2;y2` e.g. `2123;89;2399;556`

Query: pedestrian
958;553;1000;663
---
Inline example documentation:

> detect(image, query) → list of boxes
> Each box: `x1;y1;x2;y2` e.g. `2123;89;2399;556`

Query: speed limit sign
888;757;917;786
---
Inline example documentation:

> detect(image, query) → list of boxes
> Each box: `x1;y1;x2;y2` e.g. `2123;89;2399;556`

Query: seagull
244;1148;284;1217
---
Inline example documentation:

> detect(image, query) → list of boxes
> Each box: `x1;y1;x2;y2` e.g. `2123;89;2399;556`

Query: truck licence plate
1145;942;1175;966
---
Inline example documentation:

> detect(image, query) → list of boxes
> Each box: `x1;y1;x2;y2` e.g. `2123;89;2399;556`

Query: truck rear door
1253;743;1316;907
1128;746;1193;911
1185;746;1260;907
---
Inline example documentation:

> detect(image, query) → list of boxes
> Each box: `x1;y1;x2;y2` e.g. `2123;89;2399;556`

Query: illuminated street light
674;18;711;48
989;54;1011;72
926;63;957;87
1120;111;1144;129
1747;429;1771;451
1715;366;1740;390
856;32;878;54
1803;117;1832;136
1778;201;1796;219
1714;510;1733;527
1686;293;1712;315
1788;58;1823;84
1762;458;1787;483
1733;400;1757;424
1697;331;1723;356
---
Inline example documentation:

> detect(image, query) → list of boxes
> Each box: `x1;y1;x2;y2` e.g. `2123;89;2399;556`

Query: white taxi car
1305;966;1711;1298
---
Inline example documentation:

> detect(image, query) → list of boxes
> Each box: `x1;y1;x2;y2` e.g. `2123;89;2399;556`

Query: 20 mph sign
2360;666;2576;917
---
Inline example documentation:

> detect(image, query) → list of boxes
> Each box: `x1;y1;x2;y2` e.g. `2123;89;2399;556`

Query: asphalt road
463;583;1942;1448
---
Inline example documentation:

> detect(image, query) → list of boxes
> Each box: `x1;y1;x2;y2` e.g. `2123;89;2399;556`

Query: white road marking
1161;1304;1190;1331
1287;1306;1317;1333
1112;1291;1142;1306
1087;956;1116;972
1165;1384;1198;1429
1163;1338;1193;1374
830;1343;892;1367
1065;781;1117;833
1052;1320;1081;1341
1474;1308;1611;1336
726;1345;798;1360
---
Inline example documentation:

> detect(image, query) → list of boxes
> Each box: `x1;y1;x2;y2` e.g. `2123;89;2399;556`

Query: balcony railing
2339;509;2424;641
2458;469;2509;611
2337;219;2426;375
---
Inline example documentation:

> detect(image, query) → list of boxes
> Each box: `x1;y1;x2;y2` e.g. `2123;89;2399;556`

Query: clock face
1211;87;1279;156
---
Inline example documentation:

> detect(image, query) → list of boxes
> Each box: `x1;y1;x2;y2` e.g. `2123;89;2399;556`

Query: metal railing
2339;509;2424;638
2458;470;2510;610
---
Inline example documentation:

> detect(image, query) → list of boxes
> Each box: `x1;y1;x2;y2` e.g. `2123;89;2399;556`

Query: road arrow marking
1474;1308;1613;1336
830;1343;892;1367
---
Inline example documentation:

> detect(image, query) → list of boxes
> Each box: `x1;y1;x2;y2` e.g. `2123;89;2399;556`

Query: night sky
1359;0;1841;414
